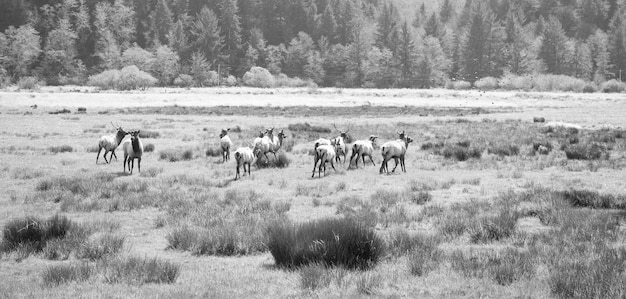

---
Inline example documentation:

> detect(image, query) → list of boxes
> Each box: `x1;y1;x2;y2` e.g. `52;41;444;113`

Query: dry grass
2;90;626;298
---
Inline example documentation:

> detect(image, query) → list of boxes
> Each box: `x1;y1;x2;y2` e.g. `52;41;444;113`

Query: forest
0;0;625;90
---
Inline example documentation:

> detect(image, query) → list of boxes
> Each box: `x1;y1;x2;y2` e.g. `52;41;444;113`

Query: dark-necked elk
96;122;128;164
350;135;378;168
258;127;287;161
380;134;413;174
122;130;143;174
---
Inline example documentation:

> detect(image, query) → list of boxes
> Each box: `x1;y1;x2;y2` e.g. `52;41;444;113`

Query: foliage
88;66;157;90
266;217;384;270
242;67;275;88
600;79;626;93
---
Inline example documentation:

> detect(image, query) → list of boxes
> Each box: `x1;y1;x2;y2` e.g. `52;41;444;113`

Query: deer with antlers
331;124;350;164
96;122;129;164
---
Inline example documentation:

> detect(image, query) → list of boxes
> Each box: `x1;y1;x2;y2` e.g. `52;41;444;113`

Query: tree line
0;0;625;89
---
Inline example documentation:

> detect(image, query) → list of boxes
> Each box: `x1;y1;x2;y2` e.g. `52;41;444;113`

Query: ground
0;87;624;298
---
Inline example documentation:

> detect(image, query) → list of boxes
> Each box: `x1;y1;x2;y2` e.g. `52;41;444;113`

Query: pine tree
42;18;78;83
150;0;173;46
169;19;189;61
346;16;368;87
608;11;626;80
396;21;417;87
587;29;611;80
412;3;426;28
320;3;337;43
424;12;441;37
539;16;570;74
570;41;593;79
219;0;242;75
460;2;505;83
190;7;223;67
440;0;455;24
374;2;398;53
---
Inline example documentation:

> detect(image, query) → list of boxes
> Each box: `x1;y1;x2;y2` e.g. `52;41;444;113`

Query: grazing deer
220;128;233;162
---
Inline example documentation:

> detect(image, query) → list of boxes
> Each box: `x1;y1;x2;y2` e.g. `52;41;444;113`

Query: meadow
1;87;626;298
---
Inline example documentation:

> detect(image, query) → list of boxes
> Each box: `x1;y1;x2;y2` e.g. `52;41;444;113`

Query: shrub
287;122;331;133
205;146;223;157
449;80;471;90
118;65;158;90
255;152;290;168
42;262;94;286
549;246;626;298
450;248;535;286
138;130;160;138
139;167;162;178
1;216;46;252
266;218;384;270
242;66;275;88
166;226;198;251
87;66;157;90
531;74;585;92
173;74;194;87
442;145;482;161
488;144;519;157
498;74;533;90
87;69;120;90
564;143;607;160
101;256;180;284
49;145;74;153
17;76;41;90
143;143;155;152
557;189;626;209
600;79;626;93
474;77;499;90
386;229;441;257
582;83;597;93
469;207;521;243
159;149;195;162
299;263;332;291
274;73;316;88
76;233;125;260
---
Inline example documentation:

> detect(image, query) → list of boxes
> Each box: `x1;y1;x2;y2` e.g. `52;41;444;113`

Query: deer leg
137;157;141;173
111;151;117;161
96;147;102;164
391;157;399;172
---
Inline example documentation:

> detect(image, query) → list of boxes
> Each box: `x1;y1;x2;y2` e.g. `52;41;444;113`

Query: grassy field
1;88;626;298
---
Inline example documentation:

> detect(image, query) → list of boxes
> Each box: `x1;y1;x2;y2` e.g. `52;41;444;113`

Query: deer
349;135;378;168
258;127;287;161
312;144;337;178
96;122;128;164
234;146;260;180
380;134;413;174
220;128;233;163
122;130;143;174
331;124;350;164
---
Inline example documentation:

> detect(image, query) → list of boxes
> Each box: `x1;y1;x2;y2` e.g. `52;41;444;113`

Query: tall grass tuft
138;130;160;138
450;248;535;285
287;122;331;133
266;217;384;270
101;256;180;284
1;216;46;252
49;145;74;154
42;262;94;286
255;152;290;168
76;233;125;260
159;148;195;162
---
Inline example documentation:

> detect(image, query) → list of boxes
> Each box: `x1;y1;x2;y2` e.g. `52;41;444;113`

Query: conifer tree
320;3;337;43
190;7;223;67
150;0;173;46
396;21;417;87
374;2;398;53
539;16;570;74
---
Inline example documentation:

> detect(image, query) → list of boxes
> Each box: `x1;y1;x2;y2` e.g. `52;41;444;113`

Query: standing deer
350;135;378;168
380;135;413;174
96;122;128;164
312;144;337;178
331;124;350;164
122;130;143;174
220;128;233;163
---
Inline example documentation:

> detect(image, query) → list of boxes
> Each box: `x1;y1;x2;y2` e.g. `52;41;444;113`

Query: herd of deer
95;123;413;180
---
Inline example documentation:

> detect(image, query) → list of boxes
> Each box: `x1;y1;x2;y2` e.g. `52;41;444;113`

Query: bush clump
287;122;332;133
242;67;275;88
442;145;482;161
17;76;42;90
88;66;157;90
600;79;626;93
42;262;94;286
138;130;160;139
474;77;499;90
101;256;180;284
557;189;626;209
266;217;384;270
159;149;195;162
49;145;74;153
1;214;76;254
255;152;290;168
173;74;194;87
564;143;608;160
488;144;519;157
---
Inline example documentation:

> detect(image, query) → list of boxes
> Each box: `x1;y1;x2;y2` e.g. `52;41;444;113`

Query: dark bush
456;140;471;148
557;189;626;209
442;146;482;161
159;149;195;162
488;144;520;157
266;217;384;270
564;143;607;160
582;84;596;93
49;145;74;153
143;143;155;152
138;130;160;138
533;117;546;123
532;141;553;154
256;152;290;168
2;216;46;252
205;147;222;157
45;214;74;240
287;122;331;133
421;141;444;151
42;262;94;286
101;256;180;284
